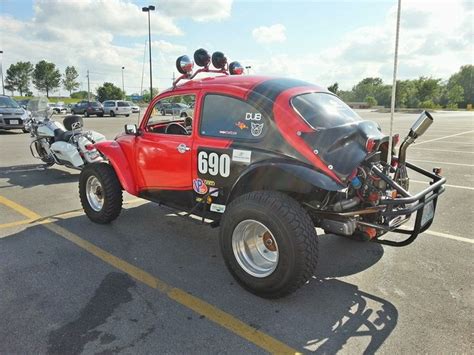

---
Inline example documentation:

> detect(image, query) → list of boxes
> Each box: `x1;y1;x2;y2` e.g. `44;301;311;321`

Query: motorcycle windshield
292;92;386;177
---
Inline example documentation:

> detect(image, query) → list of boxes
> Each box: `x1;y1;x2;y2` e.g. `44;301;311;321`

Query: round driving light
194;48;211;67
229;61;244;75
176;55;194;74
211;51;227;69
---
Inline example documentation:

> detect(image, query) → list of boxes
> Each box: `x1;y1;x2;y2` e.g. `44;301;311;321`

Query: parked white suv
102;100;132;117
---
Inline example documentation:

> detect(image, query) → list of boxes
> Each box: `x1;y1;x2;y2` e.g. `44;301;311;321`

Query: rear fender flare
226;162;345;204
94;141;137;195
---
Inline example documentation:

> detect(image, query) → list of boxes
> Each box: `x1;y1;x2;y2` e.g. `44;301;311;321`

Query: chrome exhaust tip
408;110;433;140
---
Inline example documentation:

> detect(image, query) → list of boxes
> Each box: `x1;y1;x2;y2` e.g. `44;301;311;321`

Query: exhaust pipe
398;111;433;164
395;111;433;190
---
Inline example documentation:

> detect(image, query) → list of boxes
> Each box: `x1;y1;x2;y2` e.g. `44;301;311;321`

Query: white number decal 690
198;151;230;177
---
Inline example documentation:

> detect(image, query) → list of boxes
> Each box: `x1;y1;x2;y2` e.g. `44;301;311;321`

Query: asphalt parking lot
0;110;473;354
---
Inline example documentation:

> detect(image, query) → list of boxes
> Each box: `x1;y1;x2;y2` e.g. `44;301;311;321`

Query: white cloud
252;0;473;89
159;0;233;22
252;24;286;44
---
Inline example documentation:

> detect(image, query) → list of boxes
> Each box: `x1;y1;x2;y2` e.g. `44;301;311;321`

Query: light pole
121;66;125;98
245;65;252;75
142;5;155;101
0;50;4;95
387;0;402;164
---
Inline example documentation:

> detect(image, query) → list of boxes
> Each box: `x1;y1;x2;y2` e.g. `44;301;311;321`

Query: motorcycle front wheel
34;141;55;166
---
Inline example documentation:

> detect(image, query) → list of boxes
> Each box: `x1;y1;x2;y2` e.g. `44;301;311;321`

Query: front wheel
219;191;318;298
79;163;123;224
125;114;130;117
110;110;115;117
84;111;89;117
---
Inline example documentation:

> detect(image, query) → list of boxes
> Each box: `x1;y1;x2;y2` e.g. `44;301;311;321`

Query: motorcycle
25;97;105;169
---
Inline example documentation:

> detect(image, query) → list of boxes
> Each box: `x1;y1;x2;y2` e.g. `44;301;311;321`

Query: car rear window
200;94;266;139
90;102;101;107
291;92;362;129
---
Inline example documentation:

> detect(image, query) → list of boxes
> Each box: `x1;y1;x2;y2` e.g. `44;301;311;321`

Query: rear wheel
98;113;104;117
79;163;123;224
84;111;89;117
71;110;75;115
125;114;130;117
219;191;318;298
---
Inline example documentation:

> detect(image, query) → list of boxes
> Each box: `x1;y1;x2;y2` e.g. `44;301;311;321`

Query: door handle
177;143;191;154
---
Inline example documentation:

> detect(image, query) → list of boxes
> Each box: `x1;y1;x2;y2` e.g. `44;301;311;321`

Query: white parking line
411;147;474;154
414;130;474;145
410;180;474;191
424;230;474;244
409;159;474;167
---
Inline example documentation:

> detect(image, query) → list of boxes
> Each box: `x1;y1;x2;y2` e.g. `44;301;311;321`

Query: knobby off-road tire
219;191;318;298
79;163;123;224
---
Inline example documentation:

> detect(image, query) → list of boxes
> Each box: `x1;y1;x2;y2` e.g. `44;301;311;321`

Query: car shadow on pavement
0;204;397;353
0;130;24;135
0;164;79;188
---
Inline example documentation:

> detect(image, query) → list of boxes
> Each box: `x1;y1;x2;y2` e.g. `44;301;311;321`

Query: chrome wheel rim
232;220;279;278
86;175;104;212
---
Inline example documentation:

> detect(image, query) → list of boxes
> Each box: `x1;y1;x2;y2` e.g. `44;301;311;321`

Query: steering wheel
165;122;188;135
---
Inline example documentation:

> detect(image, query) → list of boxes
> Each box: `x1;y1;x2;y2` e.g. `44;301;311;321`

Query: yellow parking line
0;195;298;354
0;218;34;230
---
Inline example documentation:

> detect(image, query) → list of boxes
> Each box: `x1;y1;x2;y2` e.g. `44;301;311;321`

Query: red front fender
94;140;138;196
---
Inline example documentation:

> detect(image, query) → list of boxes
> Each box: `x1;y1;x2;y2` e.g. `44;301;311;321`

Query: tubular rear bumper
370;161;446;246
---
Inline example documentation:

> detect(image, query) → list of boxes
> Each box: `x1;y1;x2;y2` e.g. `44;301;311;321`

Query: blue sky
0;0;471;96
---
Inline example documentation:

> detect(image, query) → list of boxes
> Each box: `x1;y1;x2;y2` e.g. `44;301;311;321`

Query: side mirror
125;124;138;135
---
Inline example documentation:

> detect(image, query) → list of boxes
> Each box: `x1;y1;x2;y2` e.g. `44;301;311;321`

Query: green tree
374;85;392;107
71;90;90;99
447;84;464;107
396;80;418;108
352;77;384;102
327;82;339;95
142;88;159;102
96;82;124;102
447;65;473;108
33;60;61;97
4;61;34;96
365;96;377;107
62;66;80;96
414;76;442;105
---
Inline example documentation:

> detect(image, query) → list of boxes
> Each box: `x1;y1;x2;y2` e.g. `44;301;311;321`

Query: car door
135;92;198;192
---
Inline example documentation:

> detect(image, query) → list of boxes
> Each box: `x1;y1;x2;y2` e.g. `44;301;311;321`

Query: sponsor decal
210;203;226;213
235;121;248;130
204;179;216;186
245;112;262;121
198;151;231;178
251;122;264;137
209;187;219;197
219;130;237;136
193;178;208;194
232;149;252;164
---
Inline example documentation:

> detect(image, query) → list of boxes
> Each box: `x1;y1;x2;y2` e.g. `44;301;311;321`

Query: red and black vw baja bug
79;49;446;298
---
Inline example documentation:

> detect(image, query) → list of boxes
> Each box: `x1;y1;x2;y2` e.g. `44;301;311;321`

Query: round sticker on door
193;178;208;194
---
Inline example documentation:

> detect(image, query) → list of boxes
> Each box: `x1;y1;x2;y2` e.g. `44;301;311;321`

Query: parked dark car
71;101;104;117
0;95;29;132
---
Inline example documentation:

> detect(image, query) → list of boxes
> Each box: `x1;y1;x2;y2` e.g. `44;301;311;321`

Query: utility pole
142;5;155;101
121;66;125;98
0;50;4;95
87;70;91;102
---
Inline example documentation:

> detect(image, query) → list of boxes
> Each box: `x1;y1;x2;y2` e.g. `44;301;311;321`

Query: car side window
146;94;195;135
200;94;266;139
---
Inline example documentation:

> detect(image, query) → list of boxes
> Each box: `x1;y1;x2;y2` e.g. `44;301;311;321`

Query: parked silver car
102;100;132;117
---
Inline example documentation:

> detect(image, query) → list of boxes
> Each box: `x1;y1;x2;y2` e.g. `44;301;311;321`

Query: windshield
291;92;362;129
0;96;20;108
